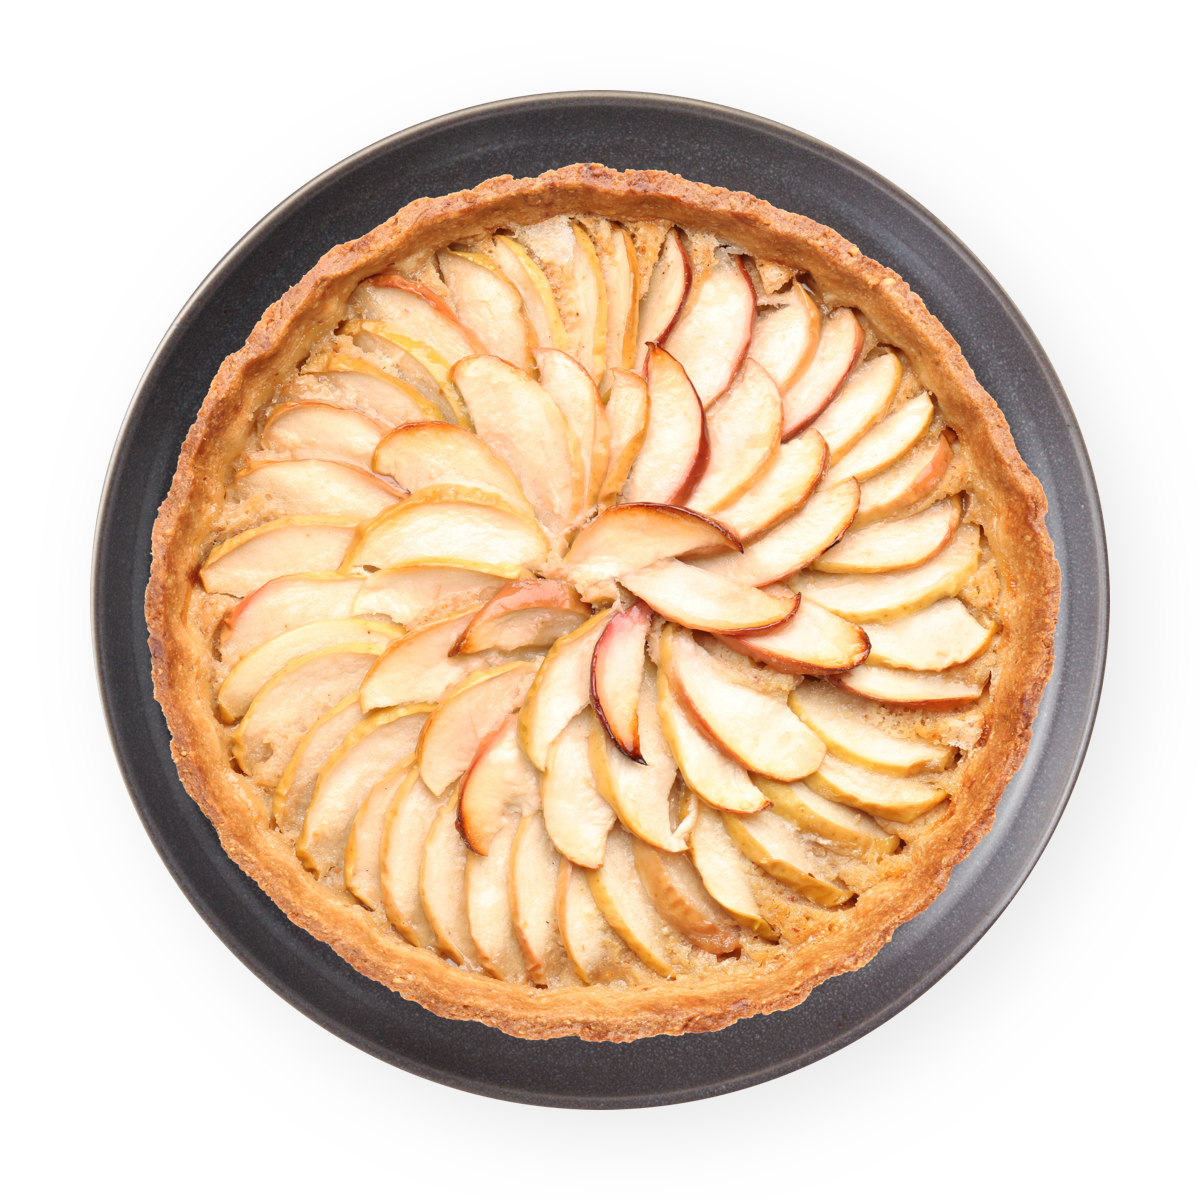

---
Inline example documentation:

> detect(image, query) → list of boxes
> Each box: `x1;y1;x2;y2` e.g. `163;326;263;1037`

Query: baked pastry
147;164;1058;1041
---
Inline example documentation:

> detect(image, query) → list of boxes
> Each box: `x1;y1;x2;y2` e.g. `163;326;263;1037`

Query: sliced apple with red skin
664;248;755;408
780;308;865;438
632;838;740;955
371;422;534;517
344;487;549;573
855;432;955;527
794;524;981;622
699;478;860;587
685;797;776;940
344;757;413;910
465;815;527;982
754;777;899;857
633;227;690;373
233;647;381;788
714;596;869;676
806;755;948;823
686;359;783;513
541;711;616;869
342;320;459;421
862;597;995;671
596;369;648;509
811;351;903;465
380;766;441;947
453;578;588;656
657;668;769;814
787;681;955;776
352;275;487;365
590;601;653;761
451;356;581;538
297;353;443;425
218;618;403;723
437;250;535;370
232;458;404;521
557;858;625;983
517;607;614;770
420;798;480;967
746;285;821;393
813;497;959;574
712;428;826;541
824;392;934;487
260;402;386;468
568;222;608;383
353;560;524;627
534;347;600;513
659;626;825;781
622;346;708;506
721;810;853;907
417;660;538;797
201;516;359;597
220;572;363;665
457;714;541;855
272;695;364;835
510;812;565;986
596;221;639;372
833;663;986;710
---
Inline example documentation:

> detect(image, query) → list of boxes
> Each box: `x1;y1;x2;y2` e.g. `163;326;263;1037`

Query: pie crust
147;164;1059;1041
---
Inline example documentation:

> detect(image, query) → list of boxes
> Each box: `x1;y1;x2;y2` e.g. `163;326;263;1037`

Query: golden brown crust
147;165;1058;1041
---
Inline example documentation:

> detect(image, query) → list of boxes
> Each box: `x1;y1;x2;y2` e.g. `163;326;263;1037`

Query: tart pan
93;92;1107;1108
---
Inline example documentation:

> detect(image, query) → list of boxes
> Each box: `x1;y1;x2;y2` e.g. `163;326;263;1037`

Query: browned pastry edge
146;164;1059;1041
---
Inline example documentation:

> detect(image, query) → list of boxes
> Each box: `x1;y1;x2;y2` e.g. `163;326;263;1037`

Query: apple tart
148;165;1058;1041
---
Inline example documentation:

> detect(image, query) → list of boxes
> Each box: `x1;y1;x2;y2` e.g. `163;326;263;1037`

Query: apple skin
590;601;653;763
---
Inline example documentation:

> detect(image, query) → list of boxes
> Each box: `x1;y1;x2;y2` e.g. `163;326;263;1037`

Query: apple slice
568;222;608;382
220;572;363;665
664;248;755;407
217;618;402;723
685;359;783;513
833;663;986;709
352;275;487;365
342;320;460;421
596;221;638;372
344;487;549;573
863;597;995;671
753;777;899;857
721;810;853;906
657;671;769;814
746;286;821;393
458;714;541;855
510;812;565;986
451;356;581;537
379;766;441;947
590;601;653;760
715;597;869;675
622;346;708;506
297;353;443;425
780;308;865;438
712;428;826;540
353;560;523;627
454;578;589;655
487;235;569;351
586;827;681;977
659;626;825;781
371;422;534;517
534;347;600;514
596;369;649;509
542;711;616;869
232;459;403;521
234;647;380;788
272;695;365;836
557;859;625;983
201;516;359;597
417;661;538;796
824;392;935;486
588;667;685;852
517;607;614;770
787;682;954;776
438;250;534;370
465;815;526;982
420;798;481;967
794;524;981;622
856;433;955;527
344;755;415;910
811;351;902;464
806;755;948;823
260;402;386;468
633;227;690;373
685;798;776;940
295;703;431;878
620;559;797;635
632;839;740;955
589;389;611;511
812;497;959;574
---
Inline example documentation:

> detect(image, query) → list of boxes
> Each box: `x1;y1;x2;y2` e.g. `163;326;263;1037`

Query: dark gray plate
93;92;1106;1108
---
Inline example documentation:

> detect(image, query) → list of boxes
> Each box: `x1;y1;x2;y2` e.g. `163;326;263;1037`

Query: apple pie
147;164;1058;1041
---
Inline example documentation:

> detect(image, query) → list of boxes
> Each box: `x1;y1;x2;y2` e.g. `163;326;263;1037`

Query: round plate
94;92;1107;1109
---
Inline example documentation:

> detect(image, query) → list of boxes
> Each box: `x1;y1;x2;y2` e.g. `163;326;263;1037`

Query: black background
88;91;1108;1113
